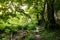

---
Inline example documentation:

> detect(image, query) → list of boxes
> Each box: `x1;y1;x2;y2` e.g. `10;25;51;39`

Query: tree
47;0;55;24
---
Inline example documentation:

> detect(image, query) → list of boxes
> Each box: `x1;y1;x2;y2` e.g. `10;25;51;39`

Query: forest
0;0;60;40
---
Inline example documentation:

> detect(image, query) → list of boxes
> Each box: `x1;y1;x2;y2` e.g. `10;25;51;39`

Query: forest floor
0;27;60;40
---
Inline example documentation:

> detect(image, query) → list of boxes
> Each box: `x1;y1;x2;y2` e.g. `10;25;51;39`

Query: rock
34;35;41;40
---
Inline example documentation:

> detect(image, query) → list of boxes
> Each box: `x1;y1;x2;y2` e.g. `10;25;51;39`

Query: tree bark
47;0;56;24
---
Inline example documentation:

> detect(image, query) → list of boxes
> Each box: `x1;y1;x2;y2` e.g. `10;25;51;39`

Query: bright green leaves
0;24;5;30
8;17;19;25
0;0;44;31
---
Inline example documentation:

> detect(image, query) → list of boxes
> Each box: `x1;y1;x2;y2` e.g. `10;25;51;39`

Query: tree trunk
47;0;56;24
45;0;57;30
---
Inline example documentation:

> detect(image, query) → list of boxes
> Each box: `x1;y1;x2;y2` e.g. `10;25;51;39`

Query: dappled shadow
45;23;60;31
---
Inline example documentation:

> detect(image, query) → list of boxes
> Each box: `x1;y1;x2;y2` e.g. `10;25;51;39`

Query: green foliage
40;30;57;40
5;29;11;34
24;34;34;40
0;0;45;39
55;0;60;12
0;0;60;40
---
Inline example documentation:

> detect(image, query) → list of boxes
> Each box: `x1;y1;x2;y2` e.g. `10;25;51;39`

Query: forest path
10;27;41;40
